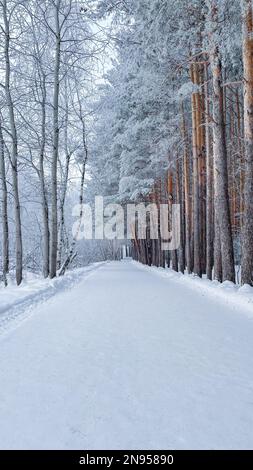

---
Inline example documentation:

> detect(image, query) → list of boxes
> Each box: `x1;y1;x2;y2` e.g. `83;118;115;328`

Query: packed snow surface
0;260;253;450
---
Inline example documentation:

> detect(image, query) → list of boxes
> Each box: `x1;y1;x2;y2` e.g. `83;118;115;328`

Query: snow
0;259;253;450
0;263;105;337
132;261;253;318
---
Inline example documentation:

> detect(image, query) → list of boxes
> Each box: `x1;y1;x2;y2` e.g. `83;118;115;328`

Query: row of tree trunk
0;1;88;286
131;0;253;286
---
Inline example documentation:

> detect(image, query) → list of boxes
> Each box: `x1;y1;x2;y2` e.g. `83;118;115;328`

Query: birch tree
1;0;23;285
49;0;61;278
0;116;9;286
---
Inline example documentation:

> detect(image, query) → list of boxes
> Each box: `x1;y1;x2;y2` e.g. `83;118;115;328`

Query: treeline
90;0;253;286
0;0;103;286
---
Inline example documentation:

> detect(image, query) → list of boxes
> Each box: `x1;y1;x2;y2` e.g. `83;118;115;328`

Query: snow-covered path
0;260;253;450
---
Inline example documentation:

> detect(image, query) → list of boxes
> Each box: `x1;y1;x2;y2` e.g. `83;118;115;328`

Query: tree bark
59;109;88;277
168;172;178;272
204;63;214;280
190;62;202;276
58;92;71;270
50;0;61;278
39;74;50;278
3;0;22;285
208;1;235;282
0;118;9;286
176;159;185;273
214;211;222;281
181;102;192;273
241;0;253;285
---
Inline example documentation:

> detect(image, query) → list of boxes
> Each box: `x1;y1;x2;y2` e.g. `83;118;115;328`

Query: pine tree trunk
241;0;253;285
208;2;235;282
204;63;214;280
214;212;222;281
235;90;244;230
199;65;207;274
181;103;192;274
190;62;202;276
176;159;185;273
168;172;178;272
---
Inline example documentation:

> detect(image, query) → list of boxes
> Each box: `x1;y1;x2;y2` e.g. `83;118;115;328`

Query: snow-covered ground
0;259;253;449
0;263;105;337
133;261;253;318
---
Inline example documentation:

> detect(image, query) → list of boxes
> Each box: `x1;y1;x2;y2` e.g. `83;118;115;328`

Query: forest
1;0;253;455
0;0;253;287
